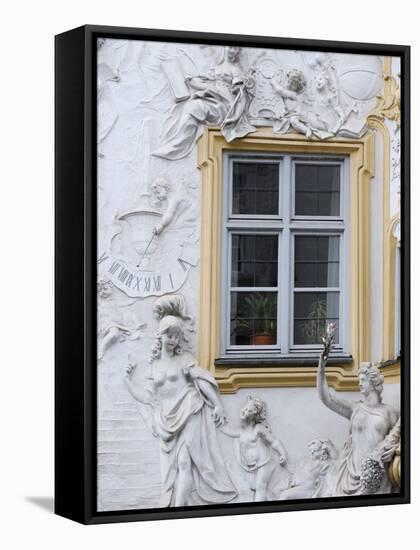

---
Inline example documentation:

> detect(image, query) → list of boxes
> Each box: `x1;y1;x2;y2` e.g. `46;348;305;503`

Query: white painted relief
124;296;237;506
391;136;401;217
317;324;400;496
153;46;257;160
280;438;338;500
97;275;146;360
97;39;120;157
221;395;289;502
96;39;401;511
150;46;383;160
97;173;199;298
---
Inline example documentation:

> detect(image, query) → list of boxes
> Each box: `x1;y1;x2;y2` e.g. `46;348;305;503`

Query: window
221;153;349;358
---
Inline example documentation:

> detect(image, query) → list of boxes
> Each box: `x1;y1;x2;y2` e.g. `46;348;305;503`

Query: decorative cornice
215;358;400;394
368;57;400;128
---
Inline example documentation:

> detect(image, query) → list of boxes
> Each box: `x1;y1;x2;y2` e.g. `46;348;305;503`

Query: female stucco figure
153;46;256;160
317;324;400;496
124;308;237;507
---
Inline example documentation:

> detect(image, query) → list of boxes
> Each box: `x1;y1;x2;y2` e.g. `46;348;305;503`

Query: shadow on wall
25;496;54;514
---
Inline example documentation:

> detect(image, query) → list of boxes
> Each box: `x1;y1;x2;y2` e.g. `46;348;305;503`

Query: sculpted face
226;46;240;63
240;398;264;423
308;440;322;460
359;373;373;395
240;403;257;422
151;183;168;202
161;327;181;354
286;72;303;93
315;74;327;90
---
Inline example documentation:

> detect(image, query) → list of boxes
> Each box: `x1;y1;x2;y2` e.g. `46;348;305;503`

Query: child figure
271;69;314;137
222;395;288;501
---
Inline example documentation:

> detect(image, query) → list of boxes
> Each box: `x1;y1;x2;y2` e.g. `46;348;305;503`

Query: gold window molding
197;124;397;393
382;213;401;361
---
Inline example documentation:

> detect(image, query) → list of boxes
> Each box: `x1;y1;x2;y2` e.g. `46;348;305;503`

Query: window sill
214;354;353;367
213;354;356;393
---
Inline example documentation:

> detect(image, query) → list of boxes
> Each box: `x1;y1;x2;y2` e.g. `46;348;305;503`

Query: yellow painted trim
381;358;401;385
369;57;401;128
215;359;400;393
197;127;376;392
389;444;401;489
382;214;400;360
367;82;399;362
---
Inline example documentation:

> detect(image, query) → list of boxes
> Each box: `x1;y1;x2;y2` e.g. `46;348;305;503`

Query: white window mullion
222;152;348;358
281;156;292;355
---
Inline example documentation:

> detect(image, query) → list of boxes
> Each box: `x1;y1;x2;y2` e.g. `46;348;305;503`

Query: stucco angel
271;68;331;138
221;395;288;501
149;176;193;236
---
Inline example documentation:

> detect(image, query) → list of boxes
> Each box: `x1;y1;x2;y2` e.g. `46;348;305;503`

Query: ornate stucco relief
151;47;383;160
98;173;199;298
96;39;401;511
119;308;401;507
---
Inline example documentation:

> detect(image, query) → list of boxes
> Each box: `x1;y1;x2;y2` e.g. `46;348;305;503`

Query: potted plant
243;293;277;346
301;298;327;345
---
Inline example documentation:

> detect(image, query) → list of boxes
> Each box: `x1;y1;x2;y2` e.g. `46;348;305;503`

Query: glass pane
295;164;340;216
230;292;277;346
232;162;279;215
293;292;339;345
231;234;278;287
294;236;340;288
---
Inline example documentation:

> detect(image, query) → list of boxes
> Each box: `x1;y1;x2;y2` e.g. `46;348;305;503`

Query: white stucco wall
96;38;401;511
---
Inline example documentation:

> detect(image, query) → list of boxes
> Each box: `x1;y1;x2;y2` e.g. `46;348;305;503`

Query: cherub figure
221;395;288;501
97;312;145;360
271;69;314;137
149;176;191;236
97;275;114;300
280;438;338;500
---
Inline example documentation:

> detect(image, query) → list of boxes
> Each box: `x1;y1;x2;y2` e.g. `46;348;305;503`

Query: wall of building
96;38;401;511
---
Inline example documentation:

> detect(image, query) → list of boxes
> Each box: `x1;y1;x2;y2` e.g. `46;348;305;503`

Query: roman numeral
97;252;109;264
108;261;120;275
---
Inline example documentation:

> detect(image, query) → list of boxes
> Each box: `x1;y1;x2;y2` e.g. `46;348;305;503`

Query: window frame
221;150;350;359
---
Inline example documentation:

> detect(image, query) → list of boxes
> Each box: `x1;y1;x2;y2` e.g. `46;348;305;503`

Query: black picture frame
55;24;410;525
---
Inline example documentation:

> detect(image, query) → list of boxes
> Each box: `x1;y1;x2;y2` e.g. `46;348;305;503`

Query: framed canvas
55;25;410;524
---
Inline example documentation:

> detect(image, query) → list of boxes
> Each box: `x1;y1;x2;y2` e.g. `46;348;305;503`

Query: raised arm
124;362;154;407
317;351;355;420
316;323;355;420
270;79;295;99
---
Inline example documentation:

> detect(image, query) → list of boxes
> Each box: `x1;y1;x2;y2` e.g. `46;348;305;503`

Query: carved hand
125;361;137;378
211;406;226;427
321;322;336;361
380;444;397;464
153;224;163;236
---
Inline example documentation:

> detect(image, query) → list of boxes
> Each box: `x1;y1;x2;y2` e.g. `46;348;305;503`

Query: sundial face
98;195;198;299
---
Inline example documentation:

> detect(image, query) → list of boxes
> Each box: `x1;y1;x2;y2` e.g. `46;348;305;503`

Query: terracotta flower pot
250;334;276;346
